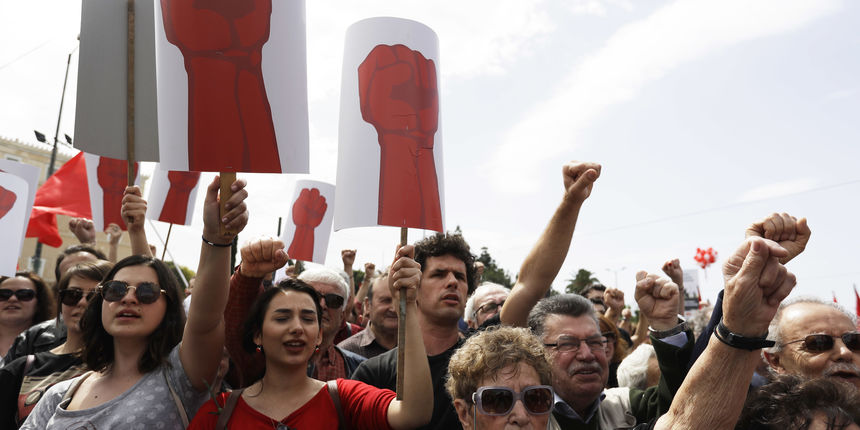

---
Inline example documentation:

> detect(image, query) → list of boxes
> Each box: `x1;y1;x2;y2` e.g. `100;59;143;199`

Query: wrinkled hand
105;223;122;245
69;218;96;244
389;245;420;304
240;237;289;279
722;237;795;336
292;188;327;228
342;249;356;268
603;288;625;313
621;308;632;320
203;175;249;245
745;213;810;264
634;272;680;331
120;186;148;232
562;161;601;204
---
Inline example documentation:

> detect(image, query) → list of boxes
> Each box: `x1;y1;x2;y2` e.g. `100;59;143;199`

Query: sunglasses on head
0;288;36;302
472;385;554;416
783;332;860;353
59;288;98;306
99;280;166;304
321;293;344;309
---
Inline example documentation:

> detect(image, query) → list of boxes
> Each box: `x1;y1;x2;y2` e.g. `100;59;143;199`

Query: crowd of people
0;161;857;430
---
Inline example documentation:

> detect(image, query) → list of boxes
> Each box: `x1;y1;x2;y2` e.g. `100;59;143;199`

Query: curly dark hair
241;278;322;356
414;233;477;295
0;272;55;325
737;375;860;430
80;255;184;374
54;245;107;282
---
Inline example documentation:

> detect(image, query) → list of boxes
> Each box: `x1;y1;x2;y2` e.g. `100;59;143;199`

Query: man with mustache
338;272;398;359
527;273;693;429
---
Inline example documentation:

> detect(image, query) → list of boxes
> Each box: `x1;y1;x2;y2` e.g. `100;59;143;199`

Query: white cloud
488;0;843;193
737;177;820;203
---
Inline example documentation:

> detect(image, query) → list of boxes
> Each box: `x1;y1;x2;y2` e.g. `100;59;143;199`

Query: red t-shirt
188;378;395;430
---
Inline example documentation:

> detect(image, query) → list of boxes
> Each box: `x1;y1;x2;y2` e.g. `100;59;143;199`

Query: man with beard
338;272;398;359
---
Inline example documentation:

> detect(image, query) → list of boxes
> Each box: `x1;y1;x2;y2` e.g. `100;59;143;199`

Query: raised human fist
744;213;810;265
69;218;96;245
358;44;442;231
562;161;601;204
240;237;289;279
342;249;356;268
634;271;680;331
97;157;138;229
603;288;625;313
159;171;201;224
287;188;327;261
160;0;280;172
105;223;122;245
120;186;148;232
0;185;16;219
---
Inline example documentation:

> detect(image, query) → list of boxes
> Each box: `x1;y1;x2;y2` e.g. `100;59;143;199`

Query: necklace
270;418;292;430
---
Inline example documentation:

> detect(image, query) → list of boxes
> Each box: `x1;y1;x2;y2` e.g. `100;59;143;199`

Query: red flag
834;291;839;303
854;286;860;322
25;153;92;247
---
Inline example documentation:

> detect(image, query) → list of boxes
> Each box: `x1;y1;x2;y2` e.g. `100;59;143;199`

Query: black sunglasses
59;288;99;306
321;293;345;309
783;332;860;353
99;280;166;304
0;288;36;302
472;385;554;416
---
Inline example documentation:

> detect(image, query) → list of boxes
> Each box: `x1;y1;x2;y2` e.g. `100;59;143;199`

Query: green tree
164;261;196;286
565;269;600;295
352;269;365;292
476;246;513;288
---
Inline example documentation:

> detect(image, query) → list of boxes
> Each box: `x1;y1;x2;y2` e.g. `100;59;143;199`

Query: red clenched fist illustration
161;0;280;172
358;44;442;231
96;157;138;230
159;171;201;224
0;186;17;220
288;188;327;261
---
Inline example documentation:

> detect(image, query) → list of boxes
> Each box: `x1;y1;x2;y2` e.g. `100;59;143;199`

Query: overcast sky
1;0;858;308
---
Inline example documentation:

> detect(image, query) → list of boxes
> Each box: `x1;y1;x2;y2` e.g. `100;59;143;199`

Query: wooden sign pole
396;226;407;399
161;223;173;261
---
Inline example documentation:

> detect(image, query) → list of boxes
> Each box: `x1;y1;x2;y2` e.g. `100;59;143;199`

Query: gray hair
527;294;598;338
765;296;857;354
464;282;511;324
617;344;656;390
366;271;389;303
298;266;350;311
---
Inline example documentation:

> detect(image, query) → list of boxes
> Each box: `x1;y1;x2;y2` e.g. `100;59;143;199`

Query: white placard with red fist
281;180;335;264
0;160;39;253
84;153;141;232
333;17;445;233
153;0;309;173
146;165;201;226
0;173;30;276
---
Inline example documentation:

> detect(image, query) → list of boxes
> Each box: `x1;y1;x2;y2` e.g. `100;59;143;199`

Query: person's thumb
737;237;769;282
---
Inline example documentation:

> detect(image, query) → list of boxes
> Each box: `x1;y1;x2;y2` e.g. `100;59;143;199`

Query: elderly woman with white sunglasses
447;326;555;430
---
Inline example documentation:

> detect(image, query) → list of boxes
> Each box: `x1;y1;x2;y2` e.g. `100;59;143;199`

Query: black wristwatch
648;315;687;339
714;318;775;350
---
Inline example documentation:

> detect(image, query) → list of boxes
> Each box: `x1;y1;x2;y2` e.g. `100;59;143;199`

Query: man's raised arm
501;160;600;327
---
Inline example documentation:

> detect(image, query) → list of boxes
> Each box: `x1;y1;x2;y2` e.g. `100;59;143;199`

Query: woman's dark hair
598;315;629;364
737;375;860;430
0;271;55;325
55;260;114;319
80;255;184;374
241;278;322;355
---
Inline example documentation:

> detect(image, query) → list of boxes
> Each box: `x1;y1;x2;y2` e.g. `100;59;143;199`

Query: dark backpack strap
215;388;245;430
327;380;349;430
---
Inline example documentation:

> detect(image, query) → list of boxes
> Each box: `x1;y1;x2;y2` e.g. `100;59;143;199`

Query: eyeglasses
472;385;554;416
544;335;608;353
99;280;166;304
475;300;505;317
782;332;860;353
59;288;98;306
602;331;616;342
0;289;36;302
321;293;345;309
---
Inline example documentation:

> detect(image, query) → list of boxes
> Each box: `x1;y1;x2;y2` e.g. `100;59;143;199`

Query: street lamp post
605;266;626;289
30;42;78;277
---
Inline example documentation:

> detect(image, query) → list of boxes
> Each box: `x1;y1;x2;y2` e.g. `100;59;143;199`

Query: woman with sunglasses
0;272;55;367
0;261;112;428
447;326;555;430
21;177;249;429
188;244;432;429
